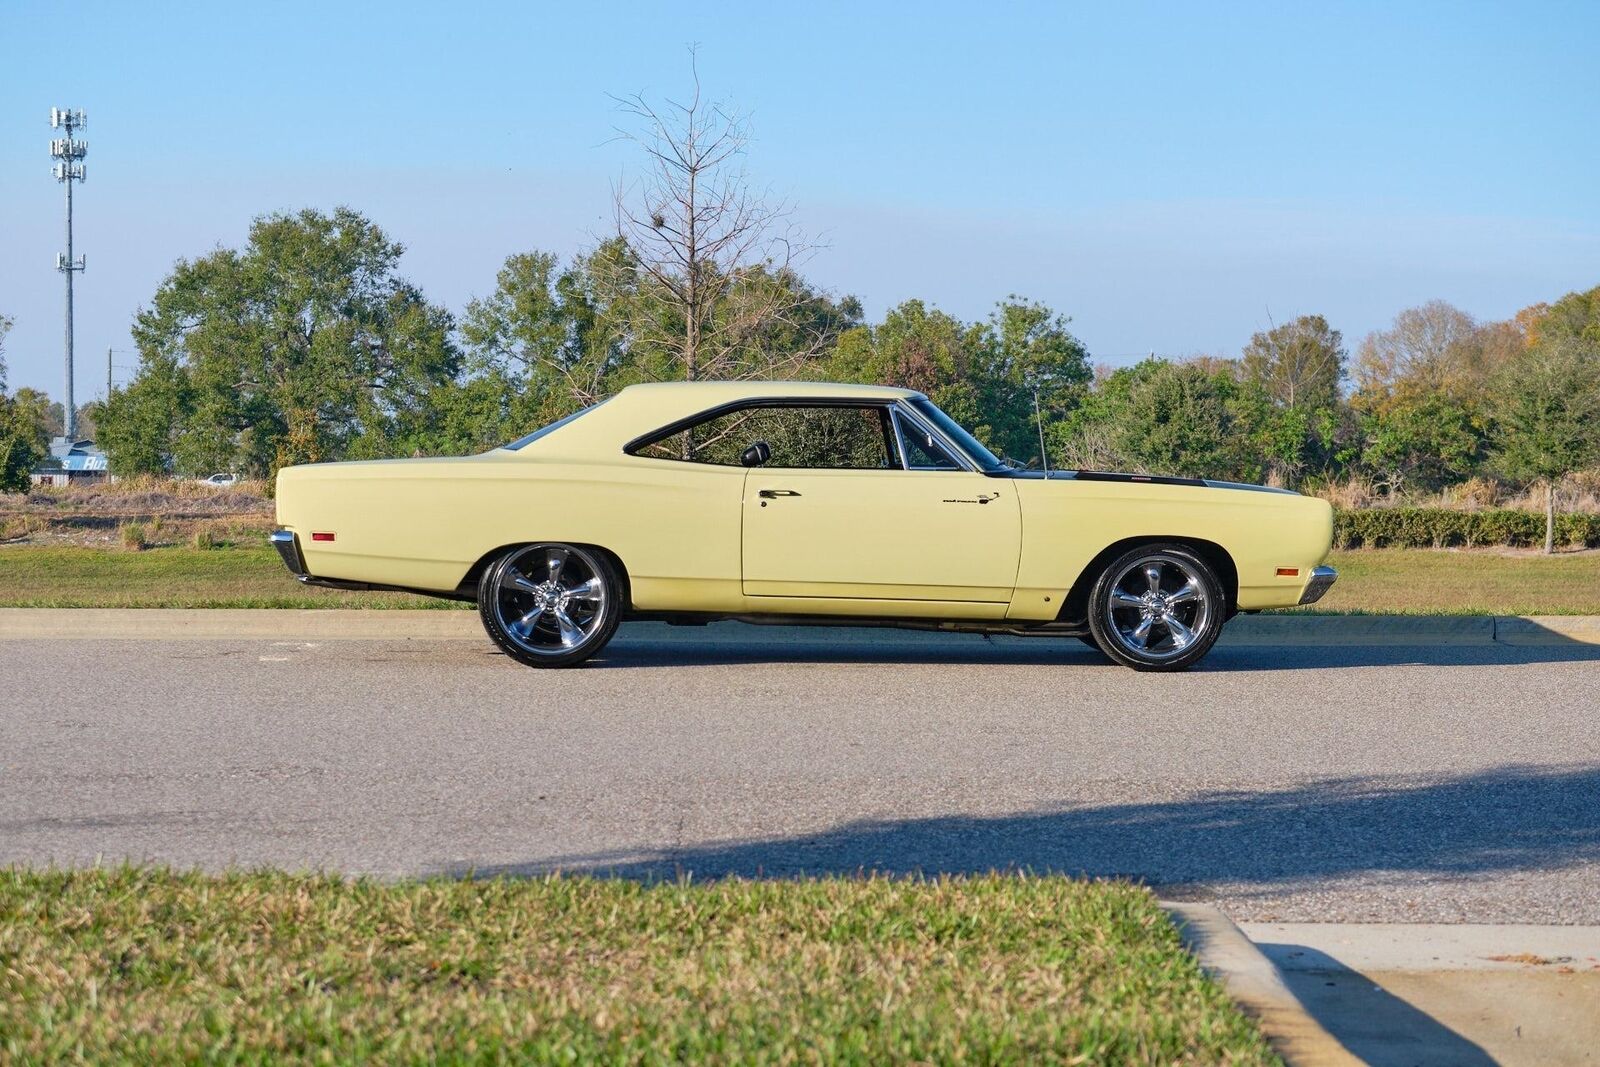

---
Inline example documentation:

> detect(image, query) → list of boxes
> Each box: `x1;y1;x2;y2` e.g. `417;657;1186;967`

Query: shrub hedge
1333;507;1600;549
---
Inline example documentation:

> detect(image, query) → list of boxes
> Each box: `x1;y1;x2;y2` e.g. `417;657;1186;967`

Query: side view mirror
740;440;772;468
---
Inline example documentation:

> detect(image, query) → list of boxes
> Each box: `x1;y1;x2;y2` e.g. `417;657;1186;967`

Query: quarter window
892;410;962;471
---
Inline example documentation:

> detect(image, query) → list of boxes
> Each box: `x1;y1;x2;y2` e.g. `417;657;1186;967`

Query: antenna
49;108;88;440
1031;384;1050;476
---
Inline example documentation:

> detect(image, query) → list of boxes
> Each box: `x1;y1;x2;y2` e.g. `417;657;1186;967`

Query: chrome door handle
758;489;801;498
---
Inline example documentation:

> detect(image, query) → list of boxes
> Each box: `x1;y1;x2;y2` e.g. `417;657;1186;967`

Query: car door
740;404;1022;603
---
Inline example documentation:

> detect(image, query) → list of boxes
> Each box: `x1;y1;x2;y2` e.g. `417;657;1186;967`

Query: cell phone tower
50;107;88;441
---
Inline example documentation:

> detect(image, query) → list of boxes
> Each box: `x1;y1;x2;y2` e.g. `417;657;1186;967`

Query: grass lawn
0;544;460;609
0;869;1276;1066
2;542;1597;614
1302;548;1600;615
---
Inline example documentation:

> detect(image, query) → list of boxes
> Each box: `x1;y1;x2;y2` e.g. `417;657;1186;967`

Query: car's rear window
501;400;609;451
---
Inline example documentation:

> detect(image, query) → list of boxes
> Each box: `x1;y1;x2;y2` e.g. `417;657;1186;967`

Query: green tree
0;315;50;495
1488;338;1600;552
1115;359;1252;480
0;315;48;493
454;247;618;445
825;299;983;431
823;297;1083;463
9;389;56;449
97;353;191;476
969;298;1092;466
109;208;457;477
1532;284;1600;350
1237;315;1347;484
1056;358;1253;481
1357;394;1483;495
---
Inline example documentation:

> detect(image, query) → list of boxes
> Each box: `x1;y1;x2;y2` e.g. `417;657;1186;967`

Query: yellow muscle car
272;381;1335;670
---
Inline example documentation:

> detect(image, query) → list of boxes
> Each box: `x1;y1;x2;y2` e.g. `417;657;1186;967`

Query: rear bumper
267;529;473;601
1297;565;1337;605
269;529;307;576
269;529;371;592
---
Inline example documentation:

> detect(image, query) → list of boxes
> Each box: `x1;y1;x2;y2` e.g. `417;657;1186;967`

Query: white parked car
200;473;239;487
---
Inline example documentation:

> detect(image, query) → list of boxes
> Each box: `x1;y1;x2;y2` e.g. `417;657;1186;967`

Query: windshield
501;399;609;451
909;398;1007;473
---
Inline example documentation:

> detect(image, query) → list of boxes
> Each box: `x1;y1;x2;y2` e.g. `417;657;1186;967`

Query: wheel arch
1057;536;1238;625
456;541;633;609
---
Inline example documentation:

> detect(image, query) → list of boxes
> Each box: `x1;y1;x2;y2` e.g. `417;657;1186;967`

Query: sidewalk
1240;923;1600;1066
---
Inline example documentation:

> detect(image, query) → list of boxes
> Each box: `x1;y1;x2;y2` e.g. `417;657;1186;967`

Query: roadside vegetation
1291;549;1600;616
0;868;1277;1066
3;66;1598;549
0;544;455;608
1333;505;1600;550
2;540;1597;614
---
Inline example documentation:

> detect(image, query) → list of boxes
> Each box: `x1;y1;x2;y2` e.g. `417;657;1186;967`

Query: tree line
9;208;1600;519
81;208;1600;488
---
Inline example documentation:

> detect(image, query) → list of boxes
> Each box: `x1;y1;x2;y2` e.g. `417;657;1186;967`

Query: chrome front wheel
1088;545;1225;671
478;543;621;668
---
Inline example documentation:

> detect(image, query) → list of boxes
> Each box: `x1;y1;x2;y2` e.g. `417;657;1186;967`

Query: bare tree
603;54;827;383
1353;300;1484;400
1240;314;1345;410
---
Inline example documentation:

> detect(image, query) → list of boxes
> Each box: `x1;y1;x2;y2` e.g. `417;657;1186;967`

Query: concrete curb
2;608;1599;645
1164;903;1361;1067
1224;614;1600;646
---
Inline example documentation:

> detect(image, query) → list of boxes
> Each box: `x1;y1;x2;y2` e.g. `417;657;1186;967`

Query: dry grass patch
0;478;273;548
0;868;1277;1065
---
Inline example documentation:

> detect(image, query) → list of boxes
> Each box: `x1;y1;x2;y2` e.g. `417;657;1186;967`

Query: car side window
636;405;895;469
892;410;962;471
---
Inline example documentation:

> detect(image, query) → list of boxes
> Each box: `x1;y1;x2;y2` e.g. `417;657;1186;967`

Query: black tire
1076;634;1107;654
477;543;623;668
1086;543;1225;672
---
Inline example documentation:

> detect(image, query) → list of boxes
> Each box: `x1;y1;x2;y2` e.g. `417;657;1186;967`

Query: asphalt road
4;622;1598;922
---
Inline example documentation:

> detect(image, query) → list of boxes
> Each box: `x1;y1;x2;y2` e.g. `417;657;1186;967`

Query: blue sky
2;0;1597;399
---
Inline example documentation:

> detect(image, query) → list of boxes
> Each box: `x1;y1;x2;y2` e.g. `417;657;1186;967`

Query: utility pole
107;346;113;400
50;108;88;441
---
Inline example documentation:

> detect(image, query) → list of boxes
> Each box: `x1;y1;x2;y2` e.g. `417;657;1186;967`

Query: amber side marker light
1276;567;1300;576
311;532;336;542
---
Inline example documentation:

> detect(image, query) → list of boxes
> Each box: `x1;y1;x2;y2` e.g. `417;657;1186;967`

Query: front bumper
1297;565;1338;605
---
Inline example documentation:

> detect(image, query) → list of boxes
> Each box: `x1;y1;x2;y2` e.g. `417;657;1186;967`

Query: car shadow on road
589;624;1600;671
458;764;1600;896
1256;944;1498;1066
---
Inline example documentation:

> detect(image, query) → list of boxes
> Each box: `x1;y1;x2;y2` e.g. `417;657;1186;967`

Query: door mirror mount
740;440;772;468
